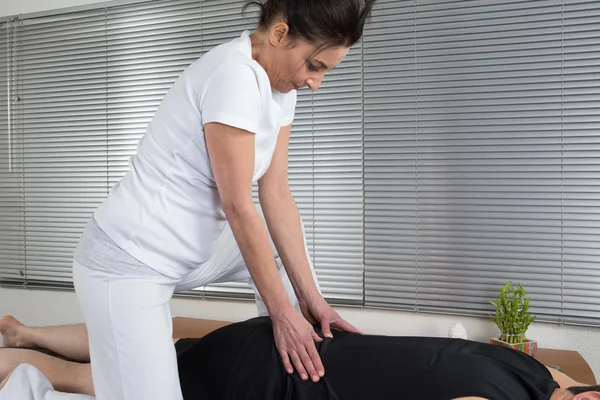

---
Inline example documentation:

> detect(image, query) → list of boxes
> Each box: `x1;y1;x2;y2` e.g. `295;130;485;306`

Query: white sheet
0;364;94;400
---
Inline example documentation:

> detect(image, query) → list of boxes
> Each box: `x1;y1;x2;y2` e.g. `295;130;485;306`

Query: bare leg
0;348;94;396
0;316;89;362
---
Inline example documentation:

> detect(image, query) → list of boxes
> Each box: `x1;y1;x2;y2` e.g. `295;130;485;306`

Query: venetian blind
0;19;25;284
364;0;600;325
0;0;364;305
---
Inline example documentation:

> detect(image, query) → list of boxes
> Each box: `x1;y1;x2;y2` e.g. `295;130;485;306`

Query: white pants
0;364;94;400
73;220;320;400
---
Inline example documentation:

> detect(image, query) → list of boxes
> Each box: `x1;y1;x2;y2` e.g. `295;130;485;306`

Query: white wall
2;0;599;384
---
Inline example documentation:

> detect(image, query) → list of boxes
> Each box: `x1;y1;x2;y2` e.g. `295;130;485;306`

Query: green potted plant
489;281;538;356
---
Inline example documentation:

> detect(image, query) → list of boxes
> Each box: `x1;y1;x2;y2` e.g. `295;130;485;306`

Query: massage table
1;316;594;399
171;317;597;386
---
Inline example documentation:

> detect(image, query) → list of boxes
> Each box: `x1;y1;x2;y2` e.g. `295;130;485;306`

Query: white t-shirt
93;31;297;278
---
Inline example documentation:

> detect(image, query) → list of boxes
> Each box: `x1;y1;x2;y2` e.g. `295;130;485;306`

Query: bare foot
0;315;29;348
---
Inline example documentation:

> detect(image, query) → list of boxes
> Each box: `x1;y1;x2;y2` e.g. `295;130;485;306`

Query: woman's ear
268;21;291;47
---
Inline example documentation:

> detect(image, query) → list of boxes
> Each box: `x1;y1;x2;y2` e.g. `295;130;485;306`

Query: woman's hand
271;306;325;382
300;295;362;339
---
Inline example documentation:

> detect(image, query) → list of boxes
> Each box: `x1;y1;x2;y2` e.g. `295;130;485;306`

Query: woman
71;1;376;399
1;315;598;400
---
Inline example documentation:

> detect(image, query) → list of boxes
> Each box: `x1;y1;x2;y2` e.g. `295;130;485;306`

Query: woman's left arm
258;124;360;337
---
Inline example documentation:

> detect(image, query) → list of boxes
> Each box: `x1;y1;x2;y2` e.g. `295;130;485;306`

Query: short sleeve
280;90;297;127
200;62;263;134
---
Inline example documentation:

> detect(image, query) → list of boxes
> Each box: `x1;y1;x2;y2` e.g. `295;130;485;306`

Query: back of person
175;317;559;400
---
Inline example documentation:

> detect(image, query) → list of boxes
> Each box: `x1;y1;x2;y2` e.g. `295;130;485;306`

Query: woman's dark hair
243;0;376;48
568;384;600;394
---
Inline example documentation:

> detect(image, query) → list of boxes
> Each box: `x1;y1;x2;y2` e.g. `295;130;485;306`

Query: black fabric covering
175;316;559;400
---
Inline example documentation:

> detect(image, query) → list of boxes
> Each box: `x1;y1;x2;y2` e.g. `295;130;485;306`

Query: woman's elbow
221;197;256;222
258;184;290;204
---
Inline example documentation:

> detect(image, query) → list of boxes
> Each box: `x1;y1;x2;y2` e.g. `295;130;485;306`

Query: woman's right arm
204;122;325;382
204;121;292;315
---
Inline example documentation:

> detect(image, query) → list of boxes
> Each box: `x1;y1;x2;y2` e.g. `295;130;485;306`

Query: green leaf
490;281;536;341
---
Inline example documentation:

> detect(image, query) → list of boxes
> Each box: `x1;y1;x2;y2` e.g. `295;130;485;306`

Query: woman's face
275;40;349;93
257;23;350;93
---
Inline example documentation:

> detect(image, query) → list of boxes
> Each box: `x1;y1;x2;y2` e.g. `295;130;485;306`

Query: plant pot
490;336;538;357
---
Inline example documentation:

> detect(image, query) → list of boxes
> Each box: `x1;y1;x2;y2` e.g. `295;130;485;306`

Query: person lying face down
1;315;599;400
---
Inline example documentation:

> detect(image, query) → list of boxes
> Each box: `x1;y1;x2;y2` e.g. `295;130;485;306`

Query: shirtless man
0;315;598;400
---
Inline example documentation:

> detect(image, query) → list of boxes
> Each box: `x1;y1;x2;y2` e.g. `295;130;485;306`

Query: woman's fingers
272;308;326;382
297;343;320;382
289;349;309;381
333;318;362;334
306;338;325;378
279;349;294;374
312;329;324;343
321;320;333;339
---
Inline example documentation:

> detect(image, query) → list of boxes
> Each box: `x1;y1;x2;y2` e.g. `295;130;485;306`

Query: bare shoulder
546;365;581;388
